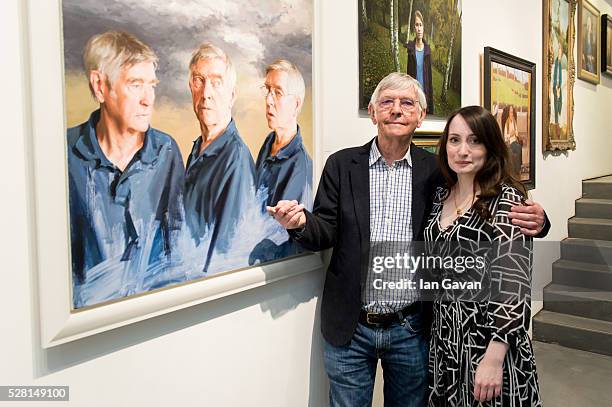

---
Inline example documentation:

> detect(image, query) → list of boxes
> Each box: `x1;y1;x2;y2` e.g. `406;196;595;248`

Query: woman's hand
473;341;508;402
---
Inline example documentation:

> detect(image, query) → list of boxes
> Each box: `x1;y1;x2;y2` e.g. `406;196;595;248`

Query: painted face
369;86;425;139
587;16;592;36
415;16;424;40
445;114;487;176
264;70;300;131
189;57;235;129
103;61;157;134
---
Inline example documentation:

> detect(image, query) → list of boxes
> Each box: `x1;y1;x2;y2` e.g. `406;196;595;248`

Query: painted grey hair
189;43;237;89
369;72;427;112
83;31;158;98
266;59;306;108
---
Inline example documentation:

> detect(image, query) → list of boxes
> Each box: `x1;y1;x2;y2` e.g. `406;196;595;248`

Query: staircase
533;175;612;356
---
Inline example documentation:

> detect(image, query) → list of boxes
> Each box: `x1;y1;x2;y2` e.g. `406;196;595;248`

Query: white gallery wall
1;1;611;407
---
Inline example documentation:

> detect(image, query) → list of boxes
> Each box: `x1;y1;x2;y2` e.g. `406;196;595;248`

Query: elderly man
255;59;312;209
67;31;185;308
183;43;256;273
269;73;549;406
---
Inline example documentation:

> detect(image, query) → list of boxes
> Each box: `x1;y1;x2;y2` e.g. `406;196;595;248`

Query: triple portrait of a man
66;31;313;308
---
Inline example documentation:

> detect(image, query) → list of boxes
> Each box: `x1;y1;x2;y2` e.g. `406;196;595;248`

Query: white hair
189;43;237;88
266;59;306;107
369;72;427;112
83;31;158;98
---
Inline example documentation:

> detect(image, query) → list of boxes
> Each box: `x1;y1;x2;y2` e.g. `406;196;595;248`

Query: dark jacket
405;39;434;115
290;139;443;346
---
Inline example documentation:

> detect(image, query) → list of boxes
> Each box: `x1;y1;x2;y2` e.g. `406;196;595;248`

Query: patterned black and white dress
424;184;542;406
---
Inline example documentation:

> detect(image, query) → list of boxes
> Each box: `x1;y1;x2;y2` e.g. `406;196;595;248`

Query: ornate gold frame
543;0;577;152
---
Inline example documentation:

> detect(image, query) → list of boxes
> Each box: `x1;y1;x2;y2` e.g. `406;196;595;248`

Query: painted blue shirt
247;127;312;265
184;119;256;272
67;109;185;308
415;48;425;91
254;126;313;210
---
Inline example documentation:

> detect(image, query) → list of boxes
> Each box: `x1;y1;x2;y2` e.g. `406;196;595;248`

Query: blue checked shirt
362;140;417;313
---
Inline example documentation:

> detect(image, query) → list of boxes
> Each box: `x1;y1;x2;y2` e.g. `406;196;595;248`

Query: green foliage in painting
359;0;462;117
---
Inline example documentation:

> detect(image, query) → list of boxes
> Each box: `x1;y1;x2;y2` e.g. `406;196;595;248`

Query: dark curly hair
437;105;526;220
500;104;517;134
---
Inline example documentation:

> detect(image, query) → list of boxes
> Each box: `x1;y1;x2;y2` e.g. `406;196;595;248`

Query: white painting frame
26;0;324;348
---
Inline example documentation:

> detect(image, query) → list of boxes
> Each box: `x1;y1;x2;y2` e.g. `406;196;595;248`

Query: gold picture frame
543;0;577;152
413;133;439;155
577;0;601;84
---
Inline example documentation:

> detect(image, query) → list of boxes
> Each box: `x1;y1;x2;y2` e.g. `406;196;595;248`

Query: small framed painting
577;0;600;84
483;47;536;190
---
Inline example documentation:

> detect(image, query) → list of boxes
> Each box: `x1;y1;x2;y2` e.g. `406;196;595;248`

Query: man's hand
508;199;545;236
266;200;306;230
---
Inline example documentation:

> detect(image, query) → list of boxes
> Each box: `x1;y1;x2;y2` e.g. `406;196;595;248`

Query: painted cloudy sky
62;0;313;159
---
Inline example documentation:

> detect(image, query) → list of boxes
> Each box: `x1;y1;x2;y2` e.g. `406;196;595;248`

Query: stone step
552;259;612;290
533;310;612;356
583;175;612;199
560;238;612;265
543;283;612;322
575;198;612;219
568;217;612;241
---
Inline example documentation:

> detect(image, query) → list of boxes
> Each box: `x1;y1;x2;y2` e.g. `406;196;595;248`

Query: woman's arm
474;185;533;402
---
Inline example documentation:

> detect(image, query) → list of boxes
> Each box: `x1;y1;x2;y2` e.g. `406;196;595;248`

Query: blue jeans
323;312;429;407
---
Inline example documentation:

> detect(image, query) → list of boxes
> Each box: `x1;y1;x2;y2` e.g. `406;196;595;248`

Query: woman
552;42;563;138
584;15;595;73
501;104;522;177
405;10;434;114
425;106;541;406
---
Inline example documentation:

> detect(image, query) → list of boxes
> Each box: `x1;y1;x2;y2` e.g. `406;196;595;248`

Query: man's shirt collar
262;125;303;162
73;109;159;168
191;118;238;161
368;137;412;168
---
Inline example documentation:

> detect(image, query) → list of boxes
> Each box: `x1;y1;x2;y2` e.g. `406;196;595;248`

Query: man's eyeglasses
377;98;419;113
260;85;292;100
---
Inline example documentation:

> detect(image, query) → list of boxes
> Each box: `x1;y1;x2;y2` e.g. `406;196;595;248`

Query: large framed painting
577;0;600;84
358;0;462;132
27;0;322;347
483;47;536;190
543;0;576;152
601;14;612;75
